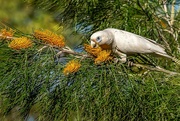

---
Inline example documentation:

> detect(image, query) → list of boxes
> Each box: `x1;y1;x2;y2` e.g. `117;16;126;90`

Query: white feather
91;28;172;59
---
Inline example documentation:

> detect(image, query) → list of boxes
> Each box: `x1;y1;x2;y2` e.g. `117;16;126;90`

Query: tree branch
132;63;180;75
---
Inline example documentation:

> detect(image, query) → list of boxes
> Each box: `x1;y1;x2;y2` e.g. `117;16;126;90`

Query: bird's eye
96;36;102;43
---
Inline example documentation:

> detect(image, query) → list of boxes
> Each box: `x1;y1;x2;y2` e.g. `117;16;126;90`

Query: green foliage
0;0;59;32
0;0;180;121
1;50;179;120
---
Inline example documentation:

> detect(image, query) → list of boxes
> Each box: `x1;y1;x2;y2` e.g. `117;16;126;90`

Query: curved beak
91;39;99;48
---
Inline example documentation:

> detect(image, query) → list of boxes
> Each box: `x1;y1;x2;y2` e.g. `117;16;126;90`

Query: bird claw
113;58;127;64
127;61;134;67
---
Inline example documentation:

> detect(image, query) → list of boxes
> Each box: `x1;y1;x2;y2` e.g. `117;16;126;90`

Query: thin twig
161;1;180;49
54;45;92;59
132;63;180;75
163;0;169;20
37;46;48;52
157;30;172;52
170;0;175;26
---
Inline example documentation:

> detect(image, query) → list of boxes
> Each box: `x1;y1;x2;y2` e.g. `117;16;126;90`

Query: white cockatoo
90;28;179;64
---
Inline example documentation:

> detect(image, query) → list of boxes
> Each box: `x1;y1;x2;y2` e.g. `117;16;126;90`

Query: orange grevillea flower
63;60;81;75
8;37;32;50
0;29;15;38
95;50;112;64
34;29;65;47
84;44;102;57
84;44;112;64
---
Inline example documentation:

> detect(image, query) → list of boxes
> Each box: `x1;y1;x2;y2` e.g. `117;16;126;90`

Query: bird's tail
156;52;180;65
171;57;180;65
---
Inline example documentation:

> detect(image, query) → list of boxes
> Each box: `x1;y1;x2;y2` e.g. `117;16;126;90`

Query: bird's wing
104;28;170;57
127;31;165;49
106;28;165;48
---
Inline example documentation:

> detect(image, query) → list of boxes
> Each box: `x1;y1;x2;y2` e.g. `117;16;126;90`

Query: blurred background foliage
0;0;180;121
0;0;59;32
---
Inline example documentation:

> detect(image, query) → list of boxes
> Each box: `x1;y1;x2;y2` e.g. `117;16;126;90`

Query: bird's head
90;31;113;49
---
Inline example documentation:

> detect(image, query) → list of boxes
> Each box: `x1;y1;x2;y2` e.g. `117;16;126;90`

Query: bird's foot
113;58;127;64
127;60;134;67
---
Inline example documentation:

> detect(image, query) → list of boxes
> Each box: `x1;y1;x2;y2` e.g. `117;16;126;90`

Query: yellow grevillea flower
95;50;112;64
34;29;65;47
0;29;14;38
8;37;32;50
63;60;81;75
84;44;102;57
